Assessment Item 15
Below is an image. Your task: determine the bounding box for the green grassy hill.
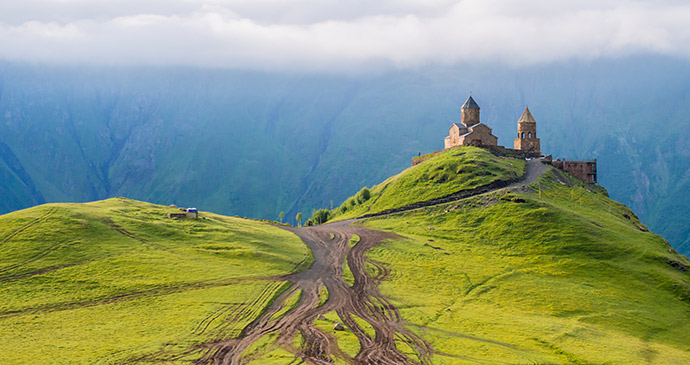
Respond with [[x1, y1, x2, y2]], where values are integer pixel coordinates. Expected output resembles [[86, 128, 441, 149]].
[[0, 198, 312, 363], [332, 148, 690, 363], [3, 59, 690, 256], [330, 147, 524, 220], [2, 147, 690, 363]]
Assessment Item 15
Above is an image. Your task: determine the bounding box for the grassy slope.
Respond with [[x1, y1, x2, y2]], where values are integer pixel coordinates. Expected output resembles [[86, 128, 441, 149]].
[[3, 148, 690, 364], [0, 198, 312, 363], [358, 169, 690, 363], [3, 62, 690, 256], [331, 146, 525, 220]]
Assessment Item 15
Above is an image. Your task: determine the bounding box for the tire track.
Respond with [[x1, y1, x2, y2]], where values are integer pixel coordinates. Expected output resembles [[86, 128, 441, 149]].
[[365, 182, 391, 212], [207, 281, 287, 341], [196, 222, 433, 364], [99, 216, 176, 253], [0, 207, 57, 248], [193, 305, 241, 336], [0, 240, 75, 276], [0, 264, 76, 283], [0, 278, 264, 319], [100, 216, 146, 243], [0, 207, 65, 277]]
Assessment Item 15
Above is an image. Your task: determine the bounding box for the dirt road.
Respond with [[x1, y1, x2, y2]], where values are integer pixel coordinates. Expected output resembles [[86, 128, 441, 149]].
[[198, 221, 433, 364], [506, 158, 548, 188], [359, 157, 548, 219], [197, 159, 549, 364]]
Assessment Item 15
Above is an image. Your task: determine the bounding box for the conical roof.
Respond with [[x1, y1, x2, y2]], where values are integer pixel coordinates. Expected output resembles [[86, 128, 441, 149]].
[[518, 107, 536, 124], [461, 95, 480, 109]]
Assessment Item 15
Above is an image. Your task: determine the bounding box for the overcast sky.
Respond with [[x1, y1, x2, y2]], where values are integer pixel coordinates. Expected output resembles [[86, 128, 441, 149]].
[[1, 0, 689, 71]]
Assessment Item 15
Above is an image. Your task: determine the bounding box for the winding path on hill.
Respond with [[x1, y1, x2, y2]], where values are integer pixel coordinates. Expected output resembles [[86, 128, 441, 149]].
[[358, 158, 548, 219], [198, 159, 548, 364], [198, 221, 433, 364], [506, 158, 548, 189]]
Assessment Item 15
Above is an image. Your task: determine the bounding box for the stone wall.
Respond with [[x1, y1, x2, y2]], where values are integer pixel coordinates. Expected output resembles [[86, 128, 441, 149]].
[[412, 150, 442, 166], [552, 160, 597, 183], [489, 145, 539, 158], [458, 124, 498, 147]]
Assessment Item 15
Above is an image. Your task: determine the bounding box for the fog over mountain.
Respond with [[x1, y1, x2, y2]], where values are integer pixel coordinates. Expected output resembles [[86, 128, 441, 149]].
[[1, 2, 689, 253]]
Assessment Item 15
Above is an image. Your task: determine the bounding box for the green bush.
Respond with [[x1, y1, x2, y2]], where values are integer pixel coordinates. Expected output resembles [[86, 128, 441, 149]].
[[355, 187, 371, 204], [331, 187, 372, 219], [311, 209, 331, 225]]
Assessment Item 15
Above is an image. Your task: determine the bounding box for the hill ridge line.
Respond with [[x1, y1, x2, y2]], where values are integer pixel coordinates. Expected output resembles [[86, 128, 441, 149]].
[[355, 158, 546, 220]]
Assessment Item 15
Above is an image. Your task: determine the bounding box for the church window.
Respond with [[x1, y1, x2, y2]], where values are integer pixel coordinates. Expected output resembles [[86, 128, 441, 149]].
[[521, 132, 525, 138], [528, 132, 531, 138]]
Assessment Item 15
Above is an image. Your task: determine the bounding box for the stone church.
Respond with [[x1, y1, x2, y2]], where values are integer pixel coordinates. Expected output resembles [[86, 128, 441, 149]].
[[443, 94, 541, 157], [444, 95, 499, 149], [437, 94, 597, 183]]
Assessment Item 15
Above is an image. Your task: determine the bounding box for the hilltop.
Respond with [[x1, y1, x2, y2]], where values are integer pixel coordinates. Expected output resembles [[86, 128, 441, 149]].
[[328, 147, 525, 221], [2, 59, 690, 255], [1, 146, 690, 363], [0, 199, 312, 363], [350, 149, 690, 363]]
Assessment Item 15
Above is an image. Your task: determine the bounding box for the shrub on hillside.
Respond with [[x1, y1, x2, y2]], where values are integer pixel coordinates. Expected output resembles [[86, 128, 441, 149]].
[[311, 209, 331, 225], [355, 187, 371, 204], [332, 187, 372, 218]]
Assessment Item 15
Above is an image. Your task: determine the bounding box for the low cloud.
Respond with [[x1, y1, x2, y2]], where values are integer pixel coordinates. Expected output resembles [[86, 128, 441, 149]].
[[1, 0, 689, 71]]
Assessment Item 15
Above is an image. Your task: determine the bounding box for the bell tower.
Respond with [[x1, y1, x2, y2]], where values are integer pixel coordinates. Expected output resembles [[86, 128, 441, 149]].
[[460, 94, 480, 127], [514, 107, 540, 155]]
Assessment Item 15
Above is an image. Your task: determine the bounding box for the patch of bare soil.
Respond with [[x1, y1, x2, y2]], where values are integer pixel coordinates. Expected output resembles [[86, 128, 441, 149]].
[[194, 160, 550, 363], [196, 221, 433, 364]]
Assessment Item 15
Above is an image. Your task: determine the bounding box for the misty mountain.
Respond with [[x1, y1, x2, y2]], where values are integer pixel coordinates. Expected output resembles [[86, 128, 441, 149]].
[[1, 56, 689, 254]]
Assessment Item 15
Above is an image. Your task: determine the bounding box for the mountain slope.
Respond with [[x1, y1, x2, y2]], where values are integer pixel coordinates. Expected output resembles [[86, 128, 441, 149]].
[[330, 147, 524, 220], [323, 148, 690, 363], [1, 57, 690, 254], [0, 198, 312, 363], [3, 148, 688, 363]]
